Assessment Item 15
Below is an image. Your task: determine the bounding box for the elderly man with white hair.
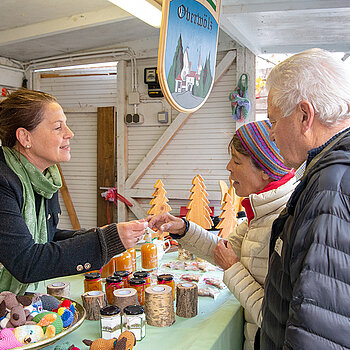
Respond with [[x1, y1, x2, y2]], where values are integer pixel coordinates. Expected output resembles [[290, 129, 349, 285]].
[[260, 48, 350, 350]]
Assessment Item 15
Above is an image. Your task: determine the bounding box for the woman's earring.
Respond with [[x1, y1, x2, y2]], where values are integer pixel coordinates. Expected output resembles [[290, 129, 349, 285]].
[[26, 145, 31, 148]]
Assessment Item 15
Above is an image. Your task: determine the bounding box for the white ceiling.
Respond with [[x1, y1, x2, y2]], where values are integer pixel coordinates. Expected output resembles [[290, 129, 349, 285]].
[[1, 0, 350, 63]]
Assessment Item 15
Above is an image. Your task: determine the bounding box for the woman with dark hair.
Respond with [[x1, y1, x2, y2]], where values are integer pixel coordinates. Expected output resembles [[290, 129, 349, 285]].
[[147, 120, 295, 350], [0, 89, 147, 294]]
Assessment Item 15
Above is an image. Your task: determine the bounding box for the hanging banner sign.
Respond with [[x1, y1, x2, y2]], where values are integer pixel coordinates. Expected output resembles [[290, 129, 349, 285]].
[[158, 0, 221, 113]]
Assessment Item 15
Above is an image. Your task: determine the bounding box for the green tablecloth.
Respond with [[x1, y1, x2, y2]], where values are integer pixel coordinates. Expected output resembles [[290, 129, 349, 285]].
[[32, 252, 243, 350]]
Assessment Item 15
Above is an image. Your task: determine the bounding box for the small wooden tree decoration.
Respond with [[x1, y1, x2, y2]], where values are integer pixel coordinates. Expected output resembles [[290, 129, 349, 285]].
[[216, 193, 237, 238], [228, 178, 244, 214], [186, 175, 213, 229], [148, 179, 172, 239]]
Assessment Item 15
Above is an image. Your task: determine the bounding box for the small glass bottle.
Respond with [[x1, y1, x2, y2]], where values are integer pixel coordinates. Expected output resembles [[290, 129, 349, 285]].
[[100, 258, 115, 278], [84, 272, 103, 293], [141, 231, 157, 270], [157, 274, 175, 300], [123, 305, 146, 341], [100, 305, 122, 340], [127, 247, 137, 272], [133, 271, 150, 286], [114, 270, 131, 288], [114, 251, 133, 273], [129, 277, 146, 306], [105, 275, 123, 305]]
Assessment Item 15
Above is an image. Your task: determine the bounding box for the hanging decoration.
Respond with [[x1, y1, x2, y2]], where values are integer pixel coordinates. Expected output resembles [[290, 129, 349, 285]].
[[158, 0, 222, 113], [229, 73, 251, 122], [101, 187, 133, 224]]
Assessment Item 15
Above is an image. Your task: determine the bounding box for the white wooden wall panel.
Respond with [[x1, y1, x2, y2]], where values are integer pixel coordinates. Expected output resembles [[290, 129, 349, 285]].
[[56, 109, 98, 230], [39, 67, 117, 229]]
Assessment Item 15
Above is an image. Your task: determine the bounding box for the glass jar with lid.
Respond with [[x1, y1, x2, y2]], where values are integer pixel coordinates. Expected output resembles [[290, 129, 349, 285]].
[[100, 305, 121, 339], [157, 273, 175, 300], [133, 271, 150, 286], [129, 277, 146, 305], [114, 270, 131, 288], [123, 305, 146, 341], [105, 275, 123, 305], [84, 272, 103, 293]]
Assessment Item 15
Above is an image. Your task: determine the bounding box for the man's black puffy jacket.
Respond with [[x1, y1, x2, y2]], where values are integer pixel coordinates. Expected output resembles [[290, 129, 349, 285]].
[[261, 130, 350, 349]]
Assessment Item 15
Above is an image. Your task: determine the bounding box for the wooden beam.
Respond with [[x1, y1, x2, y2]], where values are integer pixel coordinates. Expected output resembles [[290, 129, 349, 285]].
[[125, 50, 237, 190], [57, 164, 81, 230], [116, 60, 128, 222], [127, 197, 148, 219], [222, 1, 350, 14], [97, 106, 116, 227], [128, 188, 222, 201], [0, 6, 131, 46]]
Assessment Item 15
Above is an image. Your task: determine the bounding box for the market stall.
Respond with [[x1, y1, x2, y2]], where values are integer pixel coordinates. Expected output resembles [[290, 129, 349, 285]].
[[32, 251, 243, 350]]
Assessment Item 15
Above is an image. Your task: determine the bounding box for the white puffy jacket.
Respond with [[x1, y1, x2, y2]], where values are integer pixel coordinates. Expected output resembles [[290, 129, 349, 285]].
[[176, 175, 296, 350]]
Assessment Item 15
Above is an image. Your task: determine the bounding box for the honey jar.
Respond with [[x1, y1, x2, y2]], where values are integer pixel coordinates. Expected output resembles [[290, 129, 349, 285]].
[[129, 278, 146, 306], [157, 274, 175, 300], [84, 272, 103, 293], [133, 271, 150, 286], [127, 247, 137, 272], [114, 270, 131, 288], [105, 275, 123, 305], [141, 231, 157, 270], [114, 251, 133, 272]]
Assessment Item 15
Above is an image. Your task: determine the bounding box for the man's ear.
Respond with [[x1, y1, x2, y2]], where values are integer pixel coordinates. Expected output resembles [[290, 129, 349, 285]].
[[15, 128, 31, 148], [298, 100, 314, 134]]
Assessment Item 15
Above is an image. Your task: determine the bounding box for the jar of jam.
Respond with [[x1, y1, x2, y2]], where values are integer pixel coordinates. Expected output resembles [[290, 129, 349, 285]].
[[114, 270, 131, 288], [157, 274, 175, 300], [84, 272, 103, 293], [105, 275, 123, 305], [133, 271, 150, 286], [114, 251, 133, 273], [141, 231, 157, 270], [100, 258, 115, 278], [129, 278, 146, 306], [127, 247, 137, 272]]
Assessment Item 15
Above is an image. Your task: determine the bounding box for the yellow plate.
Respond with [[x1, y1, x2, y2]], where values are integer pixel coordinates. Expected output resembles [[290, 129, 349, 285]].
[[15, 293, 86, 349]]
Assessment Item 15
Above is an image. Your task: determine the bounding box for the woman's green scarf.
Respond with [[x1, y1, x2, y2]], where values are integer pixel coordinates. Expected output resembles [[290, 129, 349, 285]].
[[0, 146, 62, 294]]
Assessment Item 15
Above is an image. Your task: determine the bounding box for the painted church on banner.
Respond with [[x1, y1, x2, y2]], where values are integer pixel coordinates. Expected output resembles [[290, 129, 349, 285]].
[[175, 48, 202, 93]]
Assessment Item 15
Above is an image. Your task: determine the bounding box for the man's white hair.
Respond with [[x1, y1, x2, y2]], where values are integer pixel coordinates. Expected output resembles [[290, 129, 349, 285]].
[[266, 48, 350, 125]]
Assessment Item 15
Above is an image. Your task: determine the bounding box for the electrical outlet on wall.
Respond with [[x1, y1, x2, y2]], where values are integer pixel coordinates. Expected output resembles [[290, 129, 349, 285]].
[[157, 111, 168, 123]]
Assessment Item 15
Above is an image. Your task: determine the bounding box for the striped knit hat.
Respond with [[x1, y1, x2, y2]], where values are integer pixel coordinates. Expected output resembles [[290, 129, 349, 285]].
[[236, 120, 290, 180]]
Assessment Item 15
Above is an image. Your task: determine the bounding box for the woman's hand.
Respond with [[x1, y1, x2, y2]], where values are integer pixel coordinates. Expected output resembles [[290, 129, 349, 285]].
[[147, 212, 186, 236], [213, 240, 239, 270], [117, 219, 148, 249]]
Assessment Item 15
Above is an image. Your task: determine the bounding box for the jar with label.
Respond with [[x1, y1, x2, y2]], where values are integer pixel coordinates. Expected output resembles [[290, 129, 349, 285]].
[[127, 247, 137, 272], [123, 305, 146, 341], [141, 231, 157, 270], [114, 270, 131, 288], [100, 258, 115, 278], [133, 271, 150, 286], [100, 305, 122, 340], [129, 277, 146, 306], [105, 275, 123, 305], [157, 274, 175, 300], [84, 272, 103, 293], [114, 251, 133, 273]]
